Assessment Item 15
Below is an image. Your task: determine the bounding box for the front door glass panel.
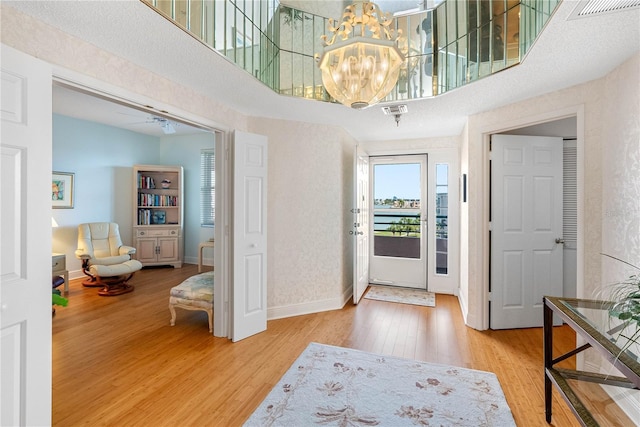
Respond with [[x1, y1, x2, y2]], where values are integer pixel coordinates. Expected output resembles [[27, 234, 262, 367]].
[[435, 163, 449, 274], [373, 163, 422, 259]]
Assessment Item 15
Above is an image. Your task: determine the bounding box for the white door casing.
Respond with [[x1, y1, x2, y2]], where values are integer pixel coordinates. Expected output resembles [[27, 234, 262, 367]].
[[368, 155, 428, 290], [427, 151, 460, 295], [353, 145, 370, 304], [490, 134, 563, 329], [232, 130, 268, 342], [1, 45, 52, 426]]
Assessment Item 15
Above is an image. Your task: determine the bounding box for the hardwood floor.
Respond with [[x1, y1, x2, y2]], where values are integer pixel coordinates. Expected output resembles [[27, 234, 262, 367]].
[[52, 264, 605, 426]]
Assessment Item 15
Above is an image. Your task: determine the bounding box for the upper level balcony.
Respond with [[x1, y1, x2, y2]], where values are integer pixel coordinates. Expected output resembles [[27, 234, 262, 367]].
[[141, 0, 560, 106]]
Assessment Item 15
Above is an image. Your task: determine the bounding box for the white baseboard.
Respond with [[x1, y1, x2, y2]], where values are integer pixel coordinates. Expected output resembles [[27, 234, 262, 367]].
[[184, 256, 213, 266], [268, 285, 353, 320]]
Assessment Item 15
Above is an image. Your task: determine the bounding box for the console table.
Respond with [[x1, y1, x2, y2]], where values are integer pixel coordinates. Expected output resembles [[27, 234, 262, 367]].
[[544, 296, 640, 426]]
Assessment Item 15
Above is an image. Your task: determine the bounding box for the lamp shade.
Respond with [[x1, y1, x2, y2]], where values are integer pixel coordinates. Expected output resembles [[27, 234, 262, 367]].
[[318, 37, 404, 109], [317, 2, 406, 109]]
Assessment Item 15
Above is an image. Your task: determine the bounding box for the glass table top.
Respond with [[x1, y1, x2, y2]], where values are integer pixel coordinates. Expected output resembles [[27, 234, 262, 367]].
[[552, 297, 640, 366]]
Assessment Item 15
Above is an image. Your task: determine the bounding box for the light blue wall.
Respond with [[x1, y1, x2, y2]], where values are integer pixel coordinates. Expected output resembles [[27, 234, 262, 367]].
[[52, 114, 213, 277], [159, 133, 216, 263]]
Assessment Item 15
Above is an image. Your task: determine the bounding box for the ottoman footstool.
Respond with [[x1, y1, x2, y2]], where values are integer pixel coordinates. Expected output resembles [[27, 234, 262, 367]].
[[169, 271, 214, 332]]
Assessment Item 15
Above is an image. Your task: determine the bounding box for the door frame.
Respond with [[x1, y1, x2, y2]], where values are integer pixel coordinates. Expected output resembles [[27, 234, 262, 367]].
[[478, 106, 585, 329], [51, 66, 234, 338], [359, 147, 460, 296]]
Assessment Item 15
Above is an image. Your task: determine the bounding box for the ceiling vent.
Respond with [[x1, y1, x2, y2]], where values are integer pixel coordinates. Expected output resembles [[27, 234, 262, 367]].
[[381, 104, 408, 115], [568, 0, 640, 19], [382, 104, 408, 127]]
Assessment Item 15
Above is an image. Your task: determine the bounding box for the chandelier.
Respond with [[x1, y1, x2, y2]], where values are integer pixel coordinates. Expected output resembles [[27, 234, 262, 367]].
[[316, 2, 406, 109]]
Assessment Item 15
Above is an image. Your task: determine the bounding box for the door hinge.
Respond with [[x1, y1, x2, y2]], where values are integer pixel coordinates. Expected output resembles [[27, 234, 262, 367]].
[[488, 221, 492, 231], [488, 291, 492, 301]]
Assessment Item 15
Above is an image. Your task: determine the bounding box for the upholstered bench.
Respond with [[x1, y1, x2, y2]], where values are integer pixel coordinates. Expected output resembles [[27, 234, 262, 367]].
[[169, 271, 214, 332]]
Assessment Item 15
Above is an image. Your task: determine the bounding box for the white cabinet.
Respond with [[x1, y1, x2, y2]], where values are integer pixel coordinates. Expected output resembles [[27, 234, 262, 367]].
[[135, 228, 181, 266], [133, 165, 183, 268]]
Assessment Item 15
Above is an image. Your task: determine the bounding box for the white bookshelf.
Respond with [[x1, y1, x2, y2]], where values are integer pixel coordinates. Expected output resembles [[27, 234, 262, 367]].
[[133, 164, 184, 268]]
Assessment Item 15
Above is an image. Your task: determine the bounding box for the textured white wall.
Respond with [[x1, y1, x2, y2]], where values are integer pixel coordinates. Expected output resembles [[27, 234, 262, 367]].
[[249, 117, 356, 316], [461, 53, 640, 329], [0, 6, 248, 133], [600, 53, 640, 290], [596, 53, 640, 418]]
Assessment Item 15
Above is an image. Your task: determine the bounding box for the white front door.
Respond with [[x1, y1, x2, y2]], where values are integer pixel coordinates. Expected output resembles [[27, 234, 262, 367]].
[[369, 155, 428, 289], [353, 145, 370, 304], [1, 45, 52, 426], [490, 134, 564, 329], [232, 130, 268, 342]]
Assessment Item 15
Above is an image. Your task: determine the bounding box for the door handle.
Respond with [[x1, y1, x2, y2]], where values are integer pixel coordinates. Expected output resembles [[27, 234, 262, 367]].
[[555, 238, 565, 244]]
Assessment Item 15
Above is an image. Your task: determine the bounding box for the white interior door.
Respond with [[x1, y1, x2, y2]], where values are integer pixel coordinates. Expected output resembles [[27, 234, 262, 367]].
[[491, 134, 563, 329], [369, 155, 428, 289], [353, 145, 369, 304], [1, 44, 52, 426], [232, 130, 267, 342]]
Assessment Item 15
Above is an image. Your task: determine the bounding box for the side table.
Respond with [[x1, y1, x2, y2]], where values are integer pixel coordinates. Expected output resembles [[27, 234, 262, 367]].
[[198, 240, 214, 273], [52, 252, 69, 294]]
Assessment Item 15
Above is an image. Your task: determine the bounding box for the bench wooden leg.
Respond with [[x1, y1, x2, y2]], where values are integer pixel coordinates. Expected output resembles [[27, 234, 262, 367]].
[[169, 303, 177, 326]]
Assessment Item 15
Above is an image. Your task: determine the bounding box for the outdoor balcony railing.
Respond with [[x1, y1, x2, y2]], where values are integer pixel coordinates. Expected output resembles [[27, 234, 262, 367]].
[[141, 0, 560, 104]]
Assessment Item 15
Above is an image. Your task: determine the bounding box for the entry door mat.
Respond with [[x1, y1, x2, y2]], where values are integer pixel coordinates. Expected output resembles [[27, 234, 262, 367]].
[[244, 342, 515, 426], [364, 285, 436, 307]]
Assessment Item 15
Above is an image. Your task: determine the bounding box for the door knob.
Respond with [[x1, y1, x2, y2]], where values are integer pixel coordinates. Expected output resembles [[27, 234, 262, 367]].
[[555, 238, 565, 244]]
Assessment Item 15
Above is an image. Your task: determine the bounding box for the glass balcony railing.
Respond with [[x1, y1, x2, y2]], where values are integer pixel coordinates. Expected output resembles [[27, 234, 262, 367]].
[[141, 0, 560, 104]]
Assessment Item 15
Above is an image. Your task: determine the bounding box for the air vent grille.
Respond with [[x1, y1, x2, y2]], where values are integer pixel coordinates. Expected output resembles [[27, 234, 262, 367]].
[[569, 0, 640, 19], [381, 104, 408, 115]]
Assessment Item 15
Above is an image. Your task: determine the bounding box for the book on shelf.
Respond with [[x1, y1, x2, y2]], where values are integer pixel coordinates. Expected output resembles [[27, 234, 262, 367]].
[[138, 175, 155, 189], [138, 193, 177, 207]]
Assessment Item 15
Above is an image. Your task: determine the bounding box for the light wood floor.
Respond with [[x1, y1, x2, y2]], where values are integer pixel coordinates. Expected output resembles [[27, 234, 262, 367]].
[[52, 264, 618, 426]]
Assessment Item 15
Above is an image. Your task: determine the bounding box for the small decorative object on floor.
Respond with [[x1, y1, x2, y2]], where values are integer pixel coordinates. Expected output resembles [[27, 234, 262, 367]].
[[364, 285, 435, 307], [245, 343, 515, 426]]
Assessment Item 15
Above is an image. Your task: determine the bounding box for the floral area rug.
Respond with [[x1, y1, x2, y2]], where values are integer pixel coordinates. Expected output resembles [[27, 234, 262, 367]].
[[244, 342, 515, 426], [364, 285, 436, 307]]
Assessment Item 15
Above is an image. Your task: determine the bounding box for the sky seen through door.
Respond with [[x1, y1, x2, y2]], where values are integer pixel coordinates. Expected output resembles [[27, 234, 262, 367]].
[[374, 163, 447, 201]]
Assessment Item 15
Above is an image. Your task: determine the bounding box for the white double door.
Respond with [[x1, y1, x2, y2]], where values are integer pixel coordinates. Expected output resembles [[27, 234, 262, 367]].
[[1, 45, 53, 426]]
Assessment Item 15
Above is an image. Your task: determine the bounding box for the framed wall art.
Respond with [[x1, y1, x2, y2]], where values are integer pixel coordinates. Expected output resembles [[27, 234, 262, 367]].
[[52, 171, 75, 209]]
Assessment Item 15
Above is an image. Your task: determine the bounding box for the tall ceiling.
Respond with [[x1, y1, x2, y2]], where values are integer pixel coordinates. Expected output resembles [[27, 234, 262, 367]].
[[5, 0, 640, 141]]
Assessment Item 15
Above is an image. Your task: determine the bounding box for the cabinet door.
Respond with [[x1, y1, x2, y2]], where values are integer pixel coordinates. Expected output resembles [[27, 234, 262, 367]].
[[157, 237, 178, 262], [137, 238, 159, 263]]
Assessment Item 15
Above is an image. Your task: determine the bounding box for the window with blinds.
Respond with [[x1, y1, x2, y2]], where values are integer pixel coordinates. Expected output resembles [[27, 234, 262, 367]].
[[200, 149, 215, 227]]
